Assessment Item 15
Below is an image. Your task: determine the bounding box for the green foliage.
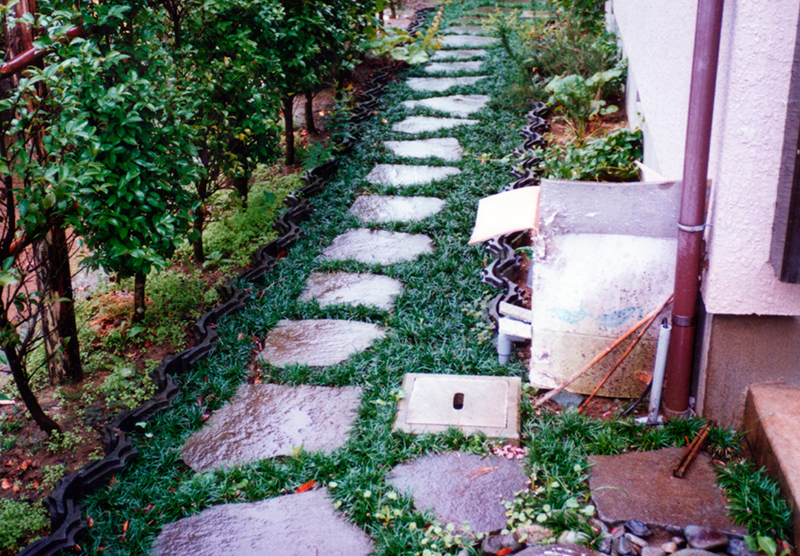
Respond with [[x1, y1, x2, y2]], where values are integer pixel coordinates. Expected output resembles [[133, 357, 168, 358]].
[[745, 535, 791, 556], [45, 429, 86, 453], [0, 499, 49, 553], [98, 363, 156, 413], [545, 68, 622, 141], [40, 463, 68, 489], [538, 128, 642, 182], [551, 0, 606, 32]]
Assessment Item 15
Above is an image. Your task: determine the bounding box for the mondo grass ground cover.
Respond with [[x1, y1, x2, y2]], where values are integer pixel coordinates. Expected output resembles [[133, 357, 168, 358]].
[[71, 2, 792, 555]]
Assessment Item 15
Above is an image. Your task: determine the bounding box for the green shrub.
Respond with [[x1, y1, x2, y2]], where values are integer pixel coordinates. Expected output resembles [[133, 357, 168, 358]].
[[538, 128, 642, 181], [98, 363, 156, 413], [0, 498, 49, 553], [545, 68, 623, 142]]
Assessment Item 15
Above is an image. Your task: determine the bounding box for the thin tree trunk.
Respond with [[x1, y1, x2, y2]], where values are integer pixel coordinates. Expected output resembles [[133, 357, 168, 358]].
[[192, 204, 205, 264], [3, 337, 60, 435], [132, 270, 146, 323], [233, 175, 249, 210], [283, 94, 296, 166], [304, 90, 316, 135], [35, 224, 82, 384], [390, 0, 397, 19]]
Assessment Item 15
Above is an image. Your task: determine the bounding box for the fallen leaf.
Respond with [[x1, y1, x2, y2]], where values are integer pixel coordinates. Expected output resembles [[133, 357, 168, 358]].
[[5, 459, 13, 466], [88, 517, 94, 527], [201, 412, 210, 422], [109, 476, 117, 487], [144, 340, 151, 348], [33, 479, 39, 489], [498, 549, 513, 556], [295, 480, 316, 493], [12, 484, 19, 492], [1, 478, 10, 489], [20, 459, 31, 471], [121, 519, 129, 540]]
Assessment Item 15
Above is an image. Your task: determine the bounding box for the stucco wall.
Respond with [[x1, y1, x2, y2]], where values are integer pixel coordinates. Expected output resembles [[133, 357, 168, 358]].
[[612, 0, 800, 316]]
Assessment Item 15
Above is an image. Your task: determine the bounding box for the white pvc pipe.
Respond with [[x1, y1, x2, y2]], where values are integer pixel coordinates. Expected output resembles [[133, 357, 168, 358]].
[[647, 319, 672, 425]]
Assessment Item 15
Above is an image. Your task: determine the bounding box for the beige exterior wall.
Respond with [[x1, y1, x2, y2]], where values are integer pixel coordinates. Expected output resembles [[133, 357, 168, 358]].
[[611, 0, 800, 316]]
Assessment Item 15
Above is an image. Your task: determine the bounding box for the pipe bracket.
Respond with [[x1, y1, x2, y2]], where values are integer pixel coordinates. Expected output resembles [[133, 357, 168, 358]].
[[672, 314, 696, 327], [677, 222, 707, 233]]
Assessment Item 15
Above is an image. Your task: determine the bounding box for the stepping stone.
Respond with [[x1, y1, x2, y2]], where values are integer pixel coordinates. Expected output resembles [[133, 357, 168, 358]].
[[181, 384, 362, 471], [431, 49, 487, 61], [520, 10, 553, 19], [350, 196, 446, 223], [406, 76, 486, 92], [402, 94, 491, 117], [424, 61, 484, 74], [366, 164, 461, 186], [588, 447, 747, 535], [322, 229, 434, 265], [259, 319, 385, 367], [152, 489, 373, 556], [443, 25, 486, 35], [384, 137, 463, 161], [452, 16, 484, 25], [440, 35, 498, 48], [468, 6, 516, 15], [301, 272, 403, 310], [388, 452, 528, 533], [392, 115, 478, 134]]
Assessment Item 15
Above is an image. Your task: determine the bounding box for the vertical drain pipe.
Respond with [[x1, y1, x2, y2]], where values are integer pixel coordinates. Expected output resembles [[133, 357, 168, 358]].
[[663, 0, 725, 417]]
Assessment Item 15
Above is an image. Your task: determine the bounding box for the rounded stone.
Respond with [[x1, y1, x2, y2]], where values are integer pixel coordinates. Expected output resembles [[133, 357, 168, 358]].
[[349, 195, 446, 224], [684, 526, 729, 552], [626, 520, 652, 538], [300, 272, 403, 311]]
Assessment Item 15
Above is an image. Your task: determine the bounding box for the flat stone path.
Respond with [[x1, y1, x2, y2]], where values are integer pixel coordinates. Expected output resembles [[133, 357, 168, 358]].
[[349, 195, 446, 223], [181, 384, 362, 472], [392, 115, 478, 134], [406, 75, 487, 92], [443, 25, 486, 35], [365, 163, 461, 186], [301, 272, 403, 310], [424, 61, 484, 74], [401, 94, 490, 117], [440, 35, 498, 48], [153, 489, 373, 556], [322, 229, 435, 264], [383, 137, 463, 161], [259, 319, 385, 366], [431, 48, 487, 61]]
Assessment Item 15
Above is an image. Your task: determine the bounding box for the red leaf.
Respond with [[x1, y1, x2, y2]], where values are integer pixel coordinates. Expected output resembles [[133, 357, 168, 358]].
[[498, 549, 513, 556], [1, 478, 11, 489], [295, 480, 316, 493], [201, 412, 210, 422], [121, 519, 129, 540]]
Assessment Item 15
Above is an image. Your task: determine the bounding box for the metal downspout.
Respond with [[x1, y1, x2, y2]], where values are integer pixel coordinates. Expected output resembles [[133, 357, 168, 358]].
[[663, 0, 725, 417]]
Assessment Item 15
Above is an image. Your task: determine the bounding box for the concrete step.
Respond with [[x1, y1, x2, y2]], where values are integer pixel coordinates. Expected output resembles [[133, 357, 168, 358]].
[[744, 383, 800, 549]]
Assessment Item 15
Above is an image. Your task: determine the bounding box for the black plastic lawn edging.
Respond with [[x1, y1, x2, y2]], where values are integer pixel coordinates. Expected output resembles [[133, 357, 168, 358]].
[[482, 100, 550, 327], [12, 51, 404, 556]]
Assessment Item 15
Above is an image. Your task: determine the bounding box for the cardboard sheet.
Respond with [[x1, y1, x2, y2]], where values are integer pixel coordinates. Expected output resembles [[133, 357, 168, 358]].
[[467, 187, 540, 245]]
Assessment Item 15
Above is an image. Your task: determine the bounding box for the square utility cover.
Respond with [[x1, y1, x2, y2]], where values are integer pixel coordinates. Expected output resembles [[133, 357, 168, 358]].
[[394, 374, 520, 442]]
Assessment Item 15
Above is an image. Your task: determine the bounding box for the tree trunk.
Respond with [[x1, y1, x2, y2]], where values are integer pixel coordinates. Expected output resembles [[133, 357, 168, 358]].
[[34, 224, 82, 384], [233, 175, 249, 210], [192, 203, 205, 264], [390, 0, 397, 19], [304, 90, 316, 135], [283, 95, 295, 166], [3, 339, 60, 435], [132, 270, 146, 322]]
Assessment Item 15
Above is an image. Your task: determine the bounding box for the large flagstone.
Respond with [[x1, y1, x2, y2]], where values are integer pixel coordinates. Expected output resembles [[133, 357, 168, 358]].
[[349, 195, 446, 223], [383, 137, 463, 161], [424, 61, 484, 74], [181, 384, 362, 471], [322, 229, 434, 264], [431, 49, 487, 61], [443, 25, 486, 35], [259, 319, 385, 367], [406, 76, 486, 92], [401, 94, 490, 117], [440, 35, 498, 48], [392, 115, 478, 134], [365, 164, 461, 187], [152, 489, 373, 556], [388, 452, 528, 533], [301, 272, 403, 310]]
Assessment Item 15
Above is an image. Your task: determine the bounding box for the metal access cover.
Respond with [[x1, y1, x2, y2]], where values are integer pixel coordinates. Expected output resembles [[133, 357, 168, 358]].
[[394, 373, 520, 442]]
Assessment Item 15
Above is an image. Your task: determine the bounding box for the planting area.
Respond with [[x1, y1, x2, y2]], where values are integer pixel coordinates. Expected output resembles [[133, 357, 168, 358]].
[[0, 1, 795, 556]]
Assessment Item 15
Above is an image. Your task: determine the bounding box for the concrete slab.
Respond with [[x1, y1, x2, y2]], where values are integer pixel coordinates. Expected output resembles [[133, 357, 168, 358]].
[[152, 489, 373, 556], [181, 384, 362, 471], [349, 195, 446, 223], [300, 272, 403, 310], [443, 25, 487, 35], [259, 319, 385, 367], [588, 447, 747, 536], [431, 49, 487, 61], [365, 164, 461, 186], [406, 76, 486, 92], [392, 115, 478, 134], [424, 61, 484, 74], [321, 229, 434, 264], [383, 137, 463, 162], [530, 234, 676, 397], [744, 383, 800, 550], [440, 35, 498, 48], [402, 94, 491, 117], [388, 452, 527, 533], [451, 16, 485, 25], [394, 373, 520, 442]]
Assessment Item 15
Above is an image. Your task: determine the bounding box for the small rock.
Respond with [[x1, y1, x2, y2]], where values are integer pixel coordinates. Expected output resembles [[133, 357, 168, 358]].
[[516, 524, 554, 545], [662, 542, 679, 554], [482, 532, 524, 556], [559, 530, 591, 545], [616, 536, 634, 556], [671, 550, 719, 556], [726, 538, 758, 556], [591, 518, 609, 536], [684, 526, 729, 552], [458, 550, 471, 556], [626, 533, 649, 548], [598, 537, 614, 554], [626, 520, 652, 538], [672, 538, 686, 548], [611, 526, 626, 539], [552, 390, 585, 408], [642, 548, 666, 556]]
